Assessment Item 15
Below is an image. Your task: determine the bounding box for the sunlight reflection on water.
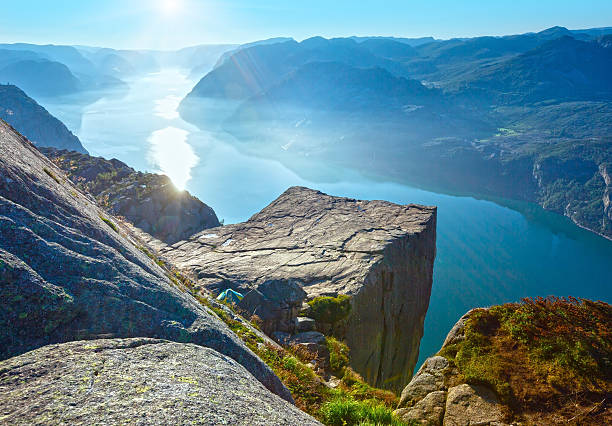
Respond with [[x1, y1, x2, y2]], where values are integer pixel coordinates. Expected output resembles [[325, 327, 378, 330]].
[[154, 94, 181, 120], [147, 126, 198, 190]]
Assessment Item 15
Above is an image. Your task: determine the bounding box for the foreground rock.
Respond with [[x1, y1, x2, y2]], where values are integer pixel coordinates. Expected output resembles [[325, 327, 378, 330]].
[[0, 338, 319, 425], [162, 186, 437, 391], [395, 299, 612, 425], [41, 147, 220, 244], [0, 121, 290, 401]]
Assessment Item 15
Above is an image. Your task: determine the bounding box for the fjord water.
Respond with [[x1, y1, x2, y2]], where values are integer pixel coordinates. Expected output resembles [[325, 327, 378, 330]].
[[42, 69, 612, 369]]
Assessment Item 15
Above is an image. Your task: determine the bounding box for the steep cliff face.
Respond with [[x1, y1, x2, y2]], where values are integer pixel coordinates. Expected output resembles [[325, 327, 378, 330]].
[[0, 338, 320, 425], [395, 298, 612, 425], [162, 186, 437, 392], [0, 120, 292, 402], [41, 147, 220, 244], [0, 84, 87, 153]]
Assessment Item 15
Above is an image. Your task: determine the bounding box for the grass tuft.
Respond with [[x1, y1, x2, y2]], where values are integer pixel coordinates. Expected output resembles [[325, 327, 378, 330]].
[[99, 215, 119, 233], [43, 167, 61, 184]]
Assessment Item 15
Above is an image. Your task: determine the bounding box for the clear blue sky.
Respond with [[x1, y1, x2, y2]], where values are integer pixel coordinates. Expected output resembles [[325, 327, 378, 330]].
[[1, 0, 611, 49]]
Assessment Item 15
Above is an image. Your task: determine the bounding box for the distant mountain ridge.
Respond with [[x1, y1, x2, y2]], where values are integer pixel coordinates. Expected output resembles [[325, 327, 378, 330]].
[[180, 26, 612, 240], [0, 84, 86, 153]]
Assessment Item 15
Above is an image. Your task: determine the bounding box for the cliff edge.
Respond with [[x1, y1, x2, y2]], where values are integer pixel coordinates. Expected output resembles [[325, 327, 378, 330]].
[[162, 186, 437, 392]]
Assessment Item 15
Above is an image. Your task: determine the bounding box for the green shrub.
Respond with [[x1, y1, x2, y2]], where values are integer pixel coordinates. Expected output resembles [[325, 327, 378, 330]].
[[320, 397, 404, 426], [327, 337, 350, 376], [308, 294, 352, 324]]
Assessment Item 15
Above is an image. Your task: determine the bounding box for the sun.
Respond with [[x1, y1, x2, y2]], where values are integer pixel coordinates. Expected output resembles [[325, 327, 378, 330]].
[[159, 0, 183, 15]]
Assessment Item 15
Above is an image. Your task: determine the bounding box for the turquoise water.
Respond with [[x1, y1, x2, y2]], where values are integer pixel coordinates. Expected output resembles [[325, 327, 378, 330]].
[[42, 69, 612, 370]]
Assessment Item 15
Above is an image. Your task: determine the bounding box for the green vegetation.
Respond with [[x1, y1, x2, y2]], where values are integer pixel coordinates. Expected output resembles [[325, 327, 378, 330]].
[[203, 295, 400, 424], [43, 167, 61, 184], [99, 215, 119, 233], [320, 397, 408, 426], [307, 294, 352, 325], [130, 243, 402, 424], [327, 337, 350, 376], [440, 297, 611, 415]]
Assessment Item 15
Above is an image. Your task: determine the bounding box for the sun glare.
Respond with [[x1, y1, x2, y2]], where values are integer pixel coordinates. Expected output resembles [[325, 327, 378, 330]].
[[160, 0, 182, 15]]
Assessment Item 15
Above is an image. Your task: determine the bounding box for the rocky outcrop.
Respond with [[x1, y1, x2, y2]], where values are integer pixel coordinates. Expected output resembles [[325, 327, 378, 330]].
[[41, 147, 220, 244], [162, 186, 437, 391], [443, 384, 505, 426], [0, 338, 319, 425], [396, 299, 612, 425], [0, 120, 290, 401], [394, 314, 508, 426], [237, 279, 307, 335], [395, 390, 446, 425], [0, 84, 86, 153]]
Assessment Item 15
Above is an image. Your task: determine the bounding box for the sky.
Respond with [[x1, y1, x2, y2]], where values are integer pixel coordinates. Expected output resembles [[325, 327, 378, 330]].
[[0, 0, 611, 50]]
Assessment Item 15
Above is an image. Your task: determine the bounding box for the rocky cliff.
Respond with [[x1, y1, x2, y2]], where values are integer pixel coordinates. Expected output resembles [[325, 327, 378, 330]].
[[0, 120, 299, 406], [0, 84, 87, 153], [395, 297, 611, 425], [161, 186, 437, 392], [40, 147, 219, 244], [0, 338, 319, 425]]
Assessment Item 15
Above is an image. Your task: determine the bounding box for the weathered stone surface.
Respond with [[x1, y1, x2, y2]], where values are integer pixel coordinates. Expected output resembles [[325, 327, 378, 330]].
[[296, 316, 316, 332], [289, 331, 326, 346], [41, 147, 220, 244], [398, 355, 449, 409], [0, 121, 291, 402], [395, 390, 447, 425], [444, 384, 505, 426], [442, 309, 476, 349], [0, 338, 320, 425], [162, 186, 437, 391], [237, 279, 306, 334]]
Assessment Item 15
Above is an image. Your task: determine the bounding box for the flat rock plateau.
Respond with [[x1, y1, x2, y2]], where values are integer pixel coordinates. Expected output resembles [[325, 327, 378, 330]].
[[162, 186, 437, 391]]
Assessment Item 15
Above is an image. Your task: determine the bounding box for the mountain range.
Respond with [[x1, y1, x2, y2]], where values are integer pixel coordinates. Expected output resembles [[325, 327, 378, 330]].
[[181, 26, 612, 240]]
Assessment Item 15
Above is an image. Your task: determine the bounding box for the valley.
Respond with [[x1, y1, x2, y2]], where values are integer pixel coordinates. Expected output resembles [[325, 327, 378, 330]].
[[38, 66, 612, 369]]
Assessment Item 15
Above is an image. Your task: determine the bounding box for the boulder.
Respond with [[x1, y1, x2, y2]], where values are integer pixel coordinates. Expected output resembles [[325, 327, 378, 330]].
[[296, 317, 316, 332], [442, 310, 476, 348], [0, 121, 290, 402], [443, 384, 506, 426], [0, 338, 320, 425], [398, 355, 449, 408], [395, 390, 446, 425], [237, 279, 307, 334], [162, 186, 437, 391]]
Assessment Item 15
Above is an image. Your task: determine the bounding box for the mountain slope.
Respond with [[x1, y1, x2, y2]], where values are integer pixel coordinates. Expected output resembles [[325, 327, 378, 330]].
[[183, 37, 410, 102], [0, 59, 80, 97], [41, 147, 220, 244], [0, 119, 292, 402], [0, 84, 86, 153], [457, 36, 612, 103]]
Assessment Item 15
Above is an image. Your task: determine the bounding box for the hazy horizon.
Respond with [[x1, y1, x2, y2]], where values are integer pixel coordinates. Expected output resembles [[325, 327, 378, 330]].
[[1, 0, 611, 50]]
